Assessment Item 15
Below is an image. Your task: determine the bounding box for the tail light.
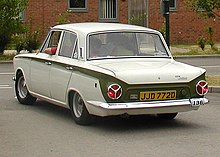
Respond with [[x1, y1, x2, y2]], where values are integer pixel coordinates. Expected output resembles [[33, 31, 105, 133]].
[[196, 80, 208, 96], [107, 84, 122, 99]]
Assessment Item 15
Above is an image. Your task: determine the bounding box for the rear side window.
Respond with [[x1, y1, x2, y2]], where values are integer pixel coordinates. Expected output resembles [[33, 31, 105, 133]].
[[59, 32, 77, 58]]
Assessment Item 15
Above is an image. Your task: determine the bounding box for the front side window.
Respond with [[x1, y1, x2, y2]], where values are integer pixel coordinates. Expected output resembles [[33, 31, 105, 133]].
[[68, 0, 87, 12], [41, 31, 62, 53], [88, 32, 168, 59], [59, 32, 77, 58], [99, 0, 117, 21]]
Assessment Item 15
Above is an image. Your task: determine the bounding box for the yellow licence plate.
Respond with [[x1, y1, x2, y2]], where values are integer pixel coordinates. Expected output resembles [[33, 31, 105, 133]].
[[140, 90, 176, 101]]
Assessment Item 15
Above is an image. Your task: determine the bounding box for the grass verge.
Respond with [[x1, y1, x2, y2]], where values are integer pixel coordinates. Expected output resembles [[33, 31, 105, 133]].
[[0, 54, 16, 61], [171, 44, 220, 56], [206, 76, 220, 86]]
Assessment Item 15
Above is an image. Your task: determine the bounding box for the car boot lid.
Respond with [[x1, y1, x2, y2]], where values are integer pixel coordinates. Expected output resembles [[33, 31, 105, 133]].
[[90, 58, 206, 84]]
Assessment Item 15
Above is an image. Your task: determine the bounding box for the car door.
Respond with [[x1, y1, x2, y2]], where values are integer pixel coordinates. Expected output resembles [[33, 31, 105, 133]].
[[50, 31, 78, 103], [30, 30, 62, 97]]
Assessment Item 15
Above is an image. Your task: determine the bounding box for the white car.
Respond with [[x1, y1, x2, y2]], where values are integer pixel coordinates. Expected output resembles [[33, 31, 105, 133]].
[[13, 23, 209, 125]]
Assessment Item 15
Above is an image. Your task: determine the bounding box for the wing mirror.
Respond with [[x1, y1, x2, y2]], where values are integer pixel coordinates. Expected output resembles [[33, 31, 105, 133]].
[[44, 47, 57, 55]]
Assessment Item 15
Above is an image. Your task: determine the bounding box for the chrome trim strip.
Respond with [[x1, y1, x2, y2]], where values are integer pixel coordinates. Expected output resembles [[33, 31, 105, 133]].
[[88, 98, 208, 110], [29, 91, 69, 108]]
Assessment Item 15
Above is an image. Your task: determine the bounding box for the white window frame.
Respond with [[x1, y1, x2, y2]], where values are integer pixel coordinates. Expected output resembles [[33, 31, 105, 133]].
[[68, 0, 88, 12], [169, 0, 177, 11], [99, 0, 118, 22]]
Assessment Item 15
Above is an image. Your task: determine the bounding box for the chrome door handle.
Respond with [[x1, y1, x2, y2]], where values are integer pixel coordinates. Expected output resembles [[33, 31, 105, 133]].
[[66, 66, 73, 70], [45, 61, 52, 65]]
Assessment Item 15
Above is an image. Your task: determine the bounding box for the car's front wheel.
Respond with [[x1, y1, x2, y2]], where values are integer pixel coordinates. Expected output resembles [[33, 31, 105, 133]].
[[69, 92, 92, 125], [157, 113, 178, 120], [15, 72, 37, 105]]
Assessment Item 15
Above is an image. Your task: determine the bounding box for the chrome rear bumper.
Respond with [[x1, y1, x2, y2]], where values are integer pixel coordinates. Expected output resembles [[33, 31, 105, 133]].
[[87, 98, 208, 116], [98, 98, 208, 110]]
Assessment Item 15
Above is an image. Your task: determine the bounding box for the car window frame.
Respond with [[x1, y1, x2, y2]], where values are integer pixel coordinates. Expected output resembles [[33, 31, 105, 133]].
[[58, 31, 78, 59], [39, 30, 63, 54], [86, 31, 170, 61]]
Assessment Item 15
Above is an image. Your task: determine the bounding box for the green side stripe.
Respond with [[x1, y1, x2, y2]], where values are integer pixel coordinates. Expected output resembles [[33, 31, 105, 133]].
[[16, 56, 206, 103]]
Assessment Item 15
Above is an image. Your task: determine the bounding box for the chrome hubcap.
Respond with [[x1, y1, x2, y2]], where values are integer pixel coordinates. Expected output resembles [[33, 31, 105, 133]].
[[73, 93, 84, 118], [17, 76, 28, 99]]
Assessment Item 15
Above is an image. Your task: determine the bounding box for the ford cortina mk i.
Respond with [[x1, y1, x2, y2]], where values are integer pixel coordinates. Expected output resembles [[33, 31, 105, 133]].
[[13, 23, 209, 125]]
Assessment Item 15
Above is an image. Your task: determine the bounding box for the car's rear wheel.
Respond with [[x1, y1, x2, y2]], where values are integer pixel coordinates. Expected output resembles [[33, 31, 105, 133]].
[[15, 72, 36, 105], [69, 92, 91, 125], [157, 113, 178, 120]]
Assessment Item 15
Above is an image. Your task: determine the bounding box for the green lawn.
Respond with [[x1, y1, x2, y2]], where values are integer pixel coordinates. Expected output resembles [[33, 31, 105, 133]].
[[0, 54, 16, 61], [171, 44, 220, 56], [206, 76, 220, 86]]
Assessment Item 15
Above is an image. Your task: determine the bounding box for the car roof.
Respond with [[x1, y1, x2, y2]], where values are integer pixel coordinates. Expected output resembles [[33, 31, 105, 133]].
[[52, 22, 159, 35]]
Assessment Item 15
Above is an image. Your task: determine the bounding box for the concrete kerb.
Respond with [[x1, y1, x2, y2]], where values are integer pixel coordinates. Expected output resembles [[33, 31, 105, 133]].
[[209, 86, 220, 93], [0, 61, 13, 64], [173, 54, 220, 59]]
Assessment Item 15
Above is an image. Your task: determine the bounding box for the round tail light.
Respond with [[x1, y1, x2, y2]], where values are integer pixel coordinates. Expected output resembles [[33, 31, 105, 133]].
[[196, 80, 208, 96], [107, 84, 122, 99]]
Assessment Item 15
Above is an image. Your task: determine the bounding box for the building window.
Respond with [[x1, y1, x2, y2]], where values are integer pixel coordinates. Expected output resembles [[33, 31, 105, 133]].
[[99, 0, 118, 22], [129, 0, 148, 27], [68, 0, 87, 12], [169, 0, 176, 11]]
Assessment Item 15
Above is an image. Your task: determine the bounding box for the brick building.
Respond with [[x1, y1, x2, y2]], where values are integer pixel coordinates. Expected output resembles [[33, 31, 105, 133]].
[[147, 0, 220, 44], [24, 0, 220, 44]]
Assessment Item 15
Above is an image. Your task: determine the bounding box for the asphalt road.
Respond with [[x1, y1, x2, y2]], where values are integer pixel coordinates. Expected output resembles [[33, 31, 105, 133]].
[[175, 56, 220, 76], [0, 59, 220, 157]]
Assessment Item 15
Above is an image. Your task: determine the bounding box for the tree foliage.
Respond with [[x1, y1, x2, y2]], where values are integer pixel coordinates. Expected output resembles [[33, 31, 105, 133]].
[[0, 0, 28, 53], [187, 0, 220, 18]]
